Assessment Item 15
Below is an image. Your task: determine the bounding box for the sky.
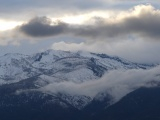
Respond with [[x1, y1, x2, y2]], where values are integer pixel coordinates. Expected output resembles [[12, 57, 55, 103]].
[[0, 0, 160, 64]]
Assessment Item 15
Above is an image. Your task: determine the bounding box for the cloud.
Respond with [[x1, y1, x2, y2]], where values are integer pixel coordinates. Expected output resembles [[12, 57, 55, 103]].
[[0, 0, 108, 19], [1, 4, 160, 64], [40, 65, 160, 103], [17, 4, 160, 41], [20, 17, 68, 37], [1, 0, 156, 23], [51, 40, 160, 64], [1, 4, 160, 43], [0, 29, 22, 46]]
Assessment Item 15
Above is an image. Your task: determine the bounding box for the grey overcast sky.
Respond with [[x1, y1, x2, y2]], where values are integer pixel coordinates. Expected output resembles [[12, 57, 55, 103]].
[[0, 0, 160, 64]]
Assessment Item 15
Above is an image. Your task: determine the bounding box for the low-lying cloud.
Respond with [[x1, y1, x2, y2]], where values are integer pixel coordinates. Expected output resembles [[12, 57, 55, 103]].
[[51, 40, 160, 64], [40, 65, 160, 103]]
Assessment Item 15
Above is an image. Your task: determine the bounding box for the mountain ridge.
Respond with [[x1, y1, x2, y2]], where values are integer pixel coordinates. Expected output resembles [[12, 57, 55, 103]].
[[0, 50, 159, 120], [0, 49, 154, 83]]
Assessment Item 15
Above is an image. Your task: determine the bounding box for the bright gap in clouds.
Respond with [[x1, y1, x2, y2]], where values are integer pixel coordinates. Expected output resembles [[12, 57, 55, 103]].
[[51, 11, 110, 24], [0, 20, 22, 31]]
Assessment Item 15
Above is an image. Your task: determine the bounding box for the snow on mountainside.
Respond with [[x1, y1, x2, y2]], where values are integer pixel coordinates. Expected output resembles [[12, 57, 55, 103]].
[[0, 53, 41, 83], [0, 50, 157, 109], [0, 50, 160, 120], [0, 49, 154, 84]]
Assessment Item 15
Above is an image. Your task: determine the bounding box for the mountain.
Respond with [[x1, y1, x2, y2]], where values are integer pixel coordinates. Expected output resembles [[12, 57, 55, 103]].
[[0, 50, 159, 120], [88, 87, 160, 120], [0, 50, 153, 83]]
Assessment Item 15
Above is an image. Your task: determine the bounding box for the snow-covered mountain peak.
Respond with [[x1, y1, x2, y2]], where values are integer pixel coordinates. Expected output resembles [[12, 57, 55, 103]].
[[0, 49, 155, 83]]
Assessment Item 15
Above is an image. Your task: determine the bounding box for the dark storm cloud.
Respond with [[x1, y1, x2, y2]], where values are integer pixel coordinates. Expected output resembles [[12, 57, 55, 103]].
[[123, 13, 160, 40], [72, 5, 160, 40], [19, 16, 118, 39], [20, 17, 68, 37], [19, 5, 160, 41]]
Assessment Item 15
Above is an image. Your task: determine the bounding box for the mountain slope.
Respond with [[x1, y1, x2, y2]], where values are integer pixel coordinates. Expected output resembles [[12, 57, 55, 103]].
[[0, 50, 154, 84], [1, 81, 160, 120], [0, 50, 159, 120], [89, 87, 160, 120]]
